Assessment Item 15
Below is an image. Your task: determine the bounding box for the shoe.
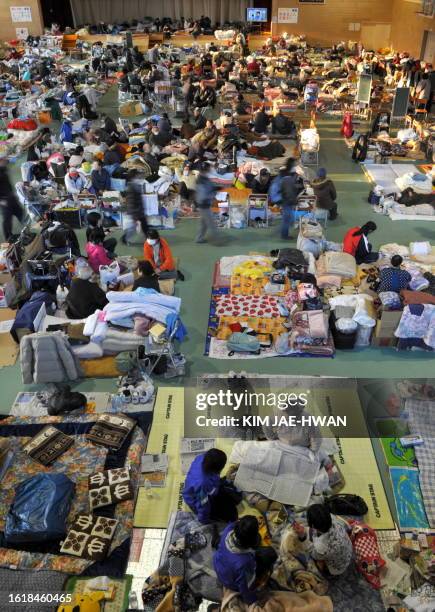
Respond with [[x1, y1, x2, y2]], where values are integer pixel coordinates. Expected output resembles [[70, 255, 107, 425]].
[[195, 240, 207, 244], [177, 270, 185, 281]]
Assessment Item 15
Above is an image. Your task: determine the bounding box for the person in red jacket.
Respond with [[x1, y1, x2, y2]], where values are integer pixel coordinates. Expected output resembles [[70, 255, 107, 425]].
[[343, 221, 378, 264], [143, 229, 176, 280]]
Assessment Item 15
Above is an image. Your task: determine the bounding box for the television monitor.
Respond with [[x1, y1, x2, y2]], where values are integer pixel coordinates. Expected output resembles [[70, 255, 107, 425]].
[[247, 8, 268, 22]]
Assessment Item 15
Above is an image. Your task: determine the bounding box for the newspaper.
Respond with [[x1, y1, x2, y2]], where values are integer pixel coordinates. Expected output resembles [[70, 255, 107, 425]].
[[180, 438, 215, 474], [234, 444, 320, 507], [141, 453, 169, 473]]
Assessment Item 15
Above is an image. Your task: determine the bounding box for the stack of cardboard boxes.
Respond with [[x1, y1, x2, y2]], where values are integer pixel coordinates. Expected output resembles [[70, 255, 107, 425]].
[[372, 309, 402, 348]]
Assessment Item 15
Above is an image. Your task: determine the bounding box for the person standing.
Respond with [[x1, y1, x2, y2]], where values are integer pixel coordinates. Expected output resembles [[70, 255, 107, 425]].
[[0, 158, 24, 240], [194, 163, 219, 244], [279, 159, 304, 240]]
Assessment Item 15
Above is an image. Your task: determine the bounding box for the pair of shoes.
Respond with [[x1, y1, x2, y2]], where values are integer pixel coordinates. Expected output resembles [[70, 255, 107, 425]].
[[120, 235, 131, 246], [196, 240, 207, 244], [177, 270, 185, 281]]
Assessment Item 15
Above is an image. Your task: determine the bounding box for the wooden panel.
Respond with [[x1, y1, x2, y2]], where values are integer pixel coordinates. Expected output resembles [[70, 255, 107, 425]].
[[271, 0, 394, 46], [390, 0, 433, 58], [0, 0, 43, 42]]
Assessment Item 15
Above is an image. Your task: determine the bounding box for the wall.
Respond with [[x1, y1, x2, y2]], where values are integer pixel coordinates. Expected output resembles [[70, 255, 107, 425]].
[[390, 0, 434, 58], [0, 1, 44, 43], [271, 0, 394, 46]]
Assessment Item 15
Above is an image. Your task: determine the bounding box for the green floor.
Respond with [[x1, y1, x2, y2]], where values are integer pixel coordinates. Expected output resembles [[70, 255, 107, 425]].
[[0, 84, 434, 412]]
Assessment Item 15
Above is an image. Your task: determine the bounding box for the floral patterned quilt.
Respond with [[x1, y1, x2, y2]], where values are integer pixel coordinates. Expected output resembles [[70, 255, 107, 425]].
[[0, 413, 149, 575]]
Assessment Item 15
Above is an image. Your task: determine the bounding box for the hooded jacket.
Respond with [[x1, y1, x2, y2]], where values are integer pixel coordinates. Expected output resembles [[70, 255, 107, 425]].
[[85, 242, 112, 273], [182, 453, 221, 524], [213, 523, 257, 604], [20, 331, 82, 384], [312, 177, 337, 211]]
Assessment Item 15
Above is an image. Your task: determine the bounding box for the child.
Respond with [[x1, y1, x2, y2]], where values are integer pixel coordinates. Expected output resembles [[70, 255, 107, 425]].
[[85, 229, 113, 273], [183, 448, 240, 524]]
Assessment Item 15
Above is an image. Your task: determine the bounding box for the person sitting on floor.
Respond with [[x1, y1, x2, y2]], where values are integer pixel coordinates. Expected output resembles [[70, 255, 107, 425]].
[[193, 80, 216, 108], [64, 167, 90, 195], [86, 211, 117, 256], [213, 516, 278, 605], [271, 108, 297, 137], [65, 260, 108, 319], [183, 448, 240, 524], [143, 229, 176, 280], [343, 221, 378, 264], [192, 106, 207, 130], [132, 260, 161, 292], [85, 228, 113, 273], [253, 106, 270, 134], [295, 503, 353, 576], [251, 168, 272, 194], [312, 167, 338, 220], [91, 159, 111, 195], [176, 161, 198, 201], [378, 255, 411, 293]]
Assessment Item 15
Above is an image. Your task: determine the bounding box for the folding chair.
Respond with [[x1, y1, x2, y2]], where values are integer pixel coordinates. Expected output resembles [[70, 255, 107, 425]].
[[138, 320, 185, 378]]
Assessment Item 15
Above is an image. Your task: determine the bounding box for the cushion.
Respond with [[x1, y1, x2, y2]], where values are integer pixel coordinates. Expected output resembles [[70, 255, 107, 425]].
[[60, 514, 118, 561], [88, 467, 133, 510], [324, 252, 357, 278]]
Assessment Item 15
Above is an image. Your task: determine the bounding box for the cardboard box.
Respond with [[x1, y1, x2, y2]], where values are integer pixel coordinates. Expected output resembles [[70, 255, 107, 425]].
[[0, 272, 16, 308], [372, 336, 398, 348], [372, 322, 398, 347]]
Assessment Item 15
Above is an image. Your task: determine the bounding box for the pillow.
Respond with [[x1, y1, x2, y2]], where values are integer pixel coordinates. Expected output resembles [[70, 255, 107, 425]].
[[324, 252, 357, 278], [88, 466, 133, 510], [60, 514, 118, 561]]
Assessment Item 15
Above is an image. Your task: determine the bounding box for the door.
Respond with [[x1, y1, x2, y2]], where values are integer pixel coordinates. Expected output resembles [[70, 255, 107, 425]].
[[40, 0, 74, 30], [360, 24, 391, 51]]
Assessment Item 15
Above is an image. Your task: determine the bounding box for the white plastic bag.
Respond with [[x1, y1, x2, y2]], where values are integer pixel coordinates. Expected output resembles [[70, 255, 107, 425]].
[[99, 261, 120, 289]]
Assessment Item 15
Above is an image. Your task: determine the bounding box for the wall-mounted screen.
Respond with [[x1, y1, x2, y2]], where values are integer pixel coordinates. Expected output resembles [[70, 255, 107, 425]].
[[247, 8, 268, 22]]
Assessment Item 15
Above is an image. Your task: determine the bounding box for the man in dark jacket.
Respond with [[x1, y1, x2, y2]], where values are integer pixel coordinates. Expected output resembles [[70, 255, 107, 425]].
[[0, 159, 24, 240], [121, 170, 148, 245], [142, 143, 160, 176], [253, 107, 270, 134], [279, 159, 304, 240], [149, 125, 172, 148], [193, 82, 216, 108], [312, 167, 338, 220], [251, 169, 272, 194], [91, 160, 111, 195], [272, 109, 297, 137], [195, 163, 219, 244], [213, 516, 277, 605], [65, 264, 108, 319]]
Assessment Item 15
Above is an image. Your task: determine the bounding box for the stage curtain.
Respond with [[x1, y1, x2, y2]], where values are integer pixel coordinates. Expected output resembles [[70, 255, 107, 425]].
[[71, 0, 249, 27]]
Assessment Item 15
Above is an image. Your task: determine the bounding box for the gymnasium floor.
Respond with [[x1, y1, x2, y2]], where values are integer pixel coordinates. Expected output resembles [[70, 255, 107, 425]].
[[0, 83, 434, 413]]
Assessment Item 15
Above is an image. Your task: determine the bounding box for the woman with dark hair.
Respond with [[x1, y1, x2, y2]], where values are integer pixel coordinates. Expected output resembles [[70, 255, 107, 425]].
[[132, 260, 160, 292], [343, 221, 378, 264]]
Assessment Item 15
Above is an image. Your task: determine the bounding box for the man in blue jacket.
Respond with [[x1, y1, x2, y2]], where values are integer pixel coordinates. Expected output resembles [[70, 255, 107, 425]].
[[182, 448, 239, 524], [213, 516, 277, 605]]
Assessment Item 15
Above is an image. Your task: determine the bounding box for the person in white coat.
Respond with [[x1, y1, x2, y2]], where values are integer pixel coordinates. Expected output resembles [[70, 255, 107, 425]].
[[64, 167, 89, 195]]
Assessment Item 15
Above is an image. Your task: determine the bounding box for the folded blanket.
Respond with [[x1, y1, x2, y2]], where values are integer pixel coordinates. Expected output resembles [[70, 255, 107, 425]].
[[221, 589, 333, 612], [324, 252, 356, 278], [401, 290, 435, 305]]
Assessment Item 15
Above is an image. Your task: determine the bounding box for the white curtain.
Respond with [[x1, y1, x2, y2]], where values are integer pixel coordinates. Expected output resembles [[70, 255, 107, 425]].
[[71, 0, 249, 26]]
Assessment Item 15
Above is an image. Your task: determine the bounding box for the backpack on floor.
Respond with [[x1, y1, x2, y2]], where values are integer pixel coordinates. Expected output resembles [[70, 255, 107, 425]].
[[227, 332, 261, 356], [325, 493, 368, 516]]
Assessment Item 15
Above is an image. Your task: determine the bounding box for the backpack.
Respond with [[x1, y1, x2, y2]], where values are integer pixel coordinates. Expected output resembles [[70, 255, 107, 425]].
[[227, 332, 261, 356], [325, 493, 368, 516], [268, 174, 283, 204]]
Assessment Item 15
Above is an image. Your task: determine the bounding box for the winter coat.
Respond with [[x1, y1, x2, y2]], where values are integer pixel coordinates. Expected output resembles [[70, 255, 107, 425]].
[[343, 226, 361, 257], [281, 171, 304, 206], [312, 178, 337, 211], [91, 168, 111, 192], [125, 180, 145, 220], [253, 110, 270, 134], [213, 523, 257, 604], [85, 242, 112, 273], [182, 454, 221, 523], [20, 331, 82, 384], [143, 237, 175, 272], [65, 278, 108, 319], [195, 174, 218, 209]]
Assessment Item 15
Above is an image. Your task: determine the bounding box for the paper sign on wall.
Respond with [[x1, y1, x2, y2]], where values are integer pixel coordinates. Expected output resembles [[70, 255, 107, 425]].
[[16, 27, 29, 39], [278, 8, 299, 23], [10, 6, 32, 23]]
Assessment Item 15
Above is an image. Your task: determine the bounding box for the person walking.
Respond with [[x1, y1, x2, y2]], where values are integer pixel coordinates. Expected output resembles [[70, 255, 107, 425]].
[[195, 163, 219, 244], [121, 170, 148, 245], [0, 158, 24, 240]]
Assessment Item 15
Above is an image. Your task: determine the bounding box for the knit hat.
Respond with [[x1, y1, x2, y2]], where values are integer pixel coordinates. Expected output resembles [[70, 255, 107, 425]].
[[317, 167, 327, 179]]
